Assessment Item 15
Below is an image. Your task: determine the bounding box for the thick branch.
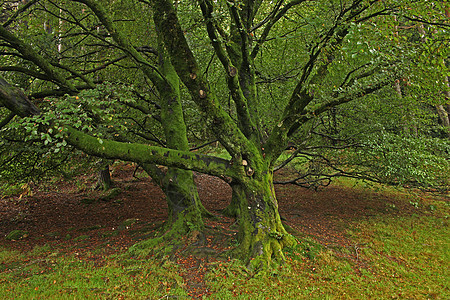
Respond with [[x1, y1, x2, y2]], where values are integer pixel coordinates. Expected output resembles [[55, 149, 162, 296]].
[[0, 75, 40, 117], [198, 0, 256, 138], [73, 0, 166, 88], [29, 83, 99, 99], [64, 126, 236, 179], [288, 79, 390, 136], [265, 1, 382, 163], [150, 0, 256, 159], [0, 66, 50, 81]]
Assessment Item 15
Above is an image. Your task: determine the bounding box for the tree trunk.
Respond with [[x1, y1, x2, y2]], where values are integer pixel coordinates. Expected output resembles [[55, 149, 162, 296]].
[[96, 164, 112, 190], [140, 164, 206, 240], [231, 172, 295, 269], [436, 104, 450, 138], [222, 183, 241, 218], [162, 167, 204, 234], [135, 50, 208, 241]]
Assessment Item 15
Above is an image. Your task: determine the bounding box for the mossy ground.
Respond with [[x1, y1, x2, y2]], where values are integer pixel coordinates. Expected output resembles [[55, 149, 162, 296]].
[[0, 163, 448, 299]]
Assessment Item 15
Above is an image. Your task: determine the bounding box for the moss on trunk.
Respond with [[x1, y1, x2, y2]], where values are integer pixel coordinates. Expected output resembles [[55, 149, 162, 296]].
[[231, 173, 295, 270], [222, 183, 241, 218], [129, 165, 205, 258], [162, 167, 204, 229]]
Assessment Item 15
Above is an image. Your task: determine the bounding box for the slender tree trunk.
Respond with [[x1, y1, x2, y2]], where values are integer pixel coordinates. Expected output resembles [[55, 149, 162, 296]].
[[96, 164, 112, 190]]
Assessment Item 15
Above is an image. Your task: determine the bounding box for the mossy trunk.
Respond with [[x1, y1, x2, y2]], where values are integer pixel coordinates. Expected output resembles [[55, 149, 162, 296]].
[[138, 47, 207, 239], [222, 183, 241, 218], [129, 164, 206, 258], [141, 165, 205, 241], [161, 167, 204, 235], [232, 173, 295, 269], [96, 165, 112, 190]]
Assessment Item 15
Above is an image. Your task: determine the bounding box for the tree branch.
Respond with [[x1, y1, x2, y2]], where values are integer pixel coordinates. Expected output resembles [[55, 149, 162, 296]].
[[0, 26, 77, 92], [0, 111, 15, 129], [64, 126, 236, 179], [0, 75, 40, 117], [0, 66, 51, 81], [251, 0, 308, 59], [72, 0, 166, 89], [198, 0, 256, 139], [2, 0, 39, 28], [150, 0, 256, 159]]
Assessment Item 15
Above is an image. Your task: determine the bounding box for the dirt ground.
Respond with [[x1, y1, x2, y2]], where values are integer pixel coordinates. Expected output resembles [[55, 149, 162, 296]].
[[0, 163, 434, 298]]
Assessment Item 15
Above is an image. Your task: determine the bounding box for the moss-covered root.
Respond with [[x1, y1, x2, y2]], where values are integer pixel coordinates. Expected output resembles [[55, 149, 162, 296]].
[[245, 234, 296, 271], [128, 210, 204, 259]]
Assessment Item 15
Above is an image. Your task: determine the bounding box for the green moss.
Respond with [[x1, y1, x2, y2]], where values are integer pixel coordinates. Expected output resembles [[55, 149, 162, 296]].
[[121, 218, 139, 227], [5, 230, 28, 240], [99, 187, 121, 201], [73, 235, 90, 242], [30, 244, 53, 256], [65, 126, 234, 178], [128, 236, 173, 258]]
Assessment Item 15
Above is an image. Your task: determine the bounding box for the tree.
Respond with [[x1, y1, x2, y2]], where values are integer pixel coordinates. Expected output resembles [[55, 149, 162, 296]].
[[1, 0, 209, 244], [1, 0, 448, 269]]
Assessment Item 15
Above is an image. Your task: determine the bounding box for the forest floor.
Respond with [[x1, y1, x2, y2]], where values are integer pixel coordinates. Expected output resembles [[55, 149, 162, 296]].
[[0, 163, 448, 299]]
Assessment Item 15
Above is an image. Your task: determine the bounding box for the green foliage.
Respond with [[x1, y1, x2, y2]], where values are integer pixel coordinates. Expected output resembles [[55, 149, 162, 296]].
[[352, 133, 449, 188], [5, 230, 29, 241]]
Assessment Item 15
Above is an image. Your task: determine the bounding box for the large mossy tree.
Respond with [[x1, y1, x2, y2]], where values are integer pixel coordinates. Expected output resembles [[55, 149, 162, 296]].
[[1, 0, 448, 268]]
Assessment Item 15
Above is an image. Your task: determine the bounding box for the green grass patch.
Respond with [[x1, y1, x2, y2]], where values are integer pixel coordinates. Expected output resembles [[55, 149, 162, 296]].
[[73, 235, 90, 242], [1, 210, 447, 299], [346, 214, 449, 299], [0, 250, 187, 299]]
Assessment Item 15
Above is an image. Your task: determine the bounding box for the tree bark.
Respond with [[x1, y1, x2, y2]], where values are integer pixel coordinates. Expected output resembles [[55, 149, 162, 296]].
[[231, 172, 295, 268], [0, 75, 40, 117], [96, 163, 112, 190]]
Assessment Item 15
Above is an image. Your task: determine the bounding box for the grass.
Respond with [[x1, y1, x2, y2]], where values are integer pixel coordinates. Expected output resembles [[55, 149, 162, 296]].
[[0, 179, 448, 299], [0, 247, 187, 299], [205, 211, 449, 299]]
